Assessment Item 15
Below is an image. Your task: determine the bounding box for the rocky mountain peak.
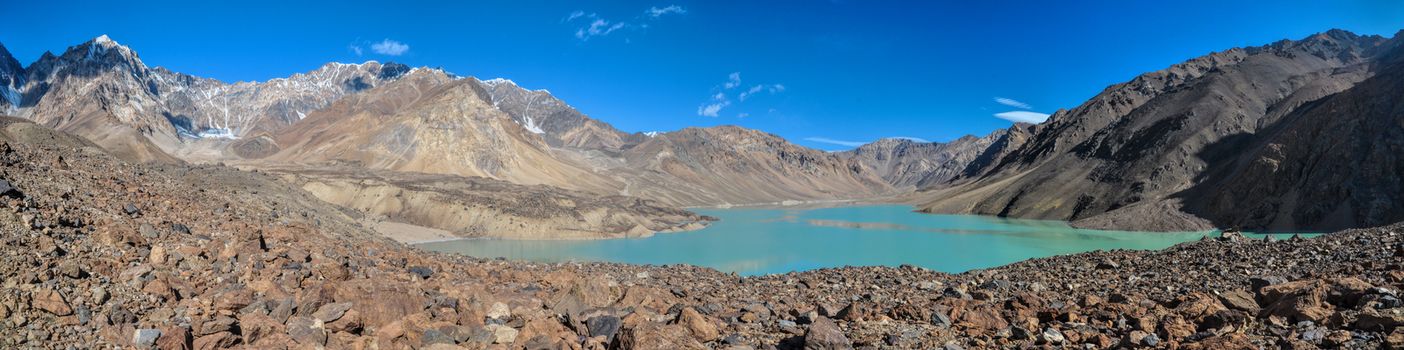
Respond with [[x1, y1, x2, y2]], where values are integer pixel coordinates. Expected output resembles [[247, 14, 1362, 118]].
[[25, 34, 148, 84], [0, 43, 24, 111]]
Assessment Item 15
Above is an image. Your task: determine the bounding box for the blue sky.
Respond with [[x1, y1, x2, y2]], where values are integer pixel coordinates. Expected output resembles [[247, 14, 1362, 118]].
[[5, 1, 1402, 150]]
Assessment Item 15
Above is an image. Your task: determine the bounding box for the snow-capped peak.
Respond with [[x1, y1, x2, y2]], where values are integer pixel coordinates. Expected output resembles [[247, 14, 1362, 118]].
[[643, 131, 662, 137], [482, 78, 516, 87], [94, 34, 116, 46]]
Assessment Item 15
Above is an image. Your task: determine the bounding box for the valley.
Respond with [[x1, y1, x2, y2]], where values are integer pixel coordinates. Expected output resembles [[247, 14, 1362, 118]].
[[1, 14, 1403, 350]]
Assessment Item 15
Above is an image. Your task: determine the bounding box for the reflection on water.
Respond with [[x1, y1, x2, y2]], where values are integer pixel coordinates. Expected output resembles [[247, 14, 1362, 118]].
[[417, 205, 1313, 276]]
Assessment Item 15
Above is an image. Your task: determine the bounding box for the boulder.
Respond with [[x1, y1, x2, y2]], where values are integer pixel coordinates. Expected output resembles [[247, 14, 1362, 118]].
[[804, 317, 853, 350], [1040, 328, 1065, 344], [675, 307, 721, 342], [133, 328, 162, 348], [486, 302, 511, 320], [313, 302, 353, 323], [483, 324, 518, 344], [1260, 280, 1334, 323], [408, 266, 434, 279], [192, 331, 237, 350], [586, 315, 622, 343], [238, 313, 284, 345], [1216, 289, 1260, 313], [32, 288, 72, 316], [286, 316, 327, 346], [196, 316, 237, 336], [1173, 292, 1228, 322], [155, 326, 191, 350], [0, 179, 20, 198], [618, 323, 706, 350], [1355, 309, 1404, 332]]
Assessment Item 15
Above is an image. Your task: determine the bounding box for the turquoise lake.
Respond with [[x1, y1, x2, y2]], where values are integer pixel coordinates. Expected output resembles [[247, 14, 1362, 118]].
[[418, 205, 1239, 276]]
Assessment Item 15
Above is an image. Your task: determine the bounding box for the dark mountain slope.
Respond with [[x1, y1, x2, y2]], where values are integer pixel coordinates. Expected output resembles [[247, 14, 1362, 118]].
[[1188, 40, 1404, 231], [919, 29, 1403, 231]]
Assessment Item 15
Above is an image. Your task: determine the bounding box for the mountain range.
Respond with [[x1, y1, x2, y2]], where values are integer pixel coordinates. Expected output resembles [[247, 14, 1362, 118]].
[[0, 35, 896, 239], [912, 29, 1404, 232], [3, 29, 1403, 235]]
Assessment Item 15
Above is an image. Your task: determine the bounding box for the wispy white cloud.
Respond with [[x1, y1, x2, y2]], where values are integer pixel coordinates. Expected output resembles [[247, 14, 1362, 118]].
[[724, 72, 742, 89], [805, 137, 867, 147], [699, 72, 787, 117], [994, 111, 1050, 123], [994, 97, 1032, 110], [698, 101, 730, 117], [575, 19, 628, 40], [646, 5, 687, 18], [698, 92, 730, 117], [739, 83, 786, 101], [349, 44, 363, 56], [371, 39, 409, 56], [568, 5, 685, 41]]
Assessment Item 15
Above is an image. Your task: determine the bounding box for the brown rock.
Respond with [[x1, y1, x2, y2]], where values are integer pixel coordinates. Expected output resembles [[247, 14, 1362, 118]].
[[197, 316, 238, 336], [155, 326, 191, 350], [804, 317, 853, 350], [1387, 329, 1404, 350], [1355, 309, 1404, 332], [1181, 334, 1254, 350], [192, 331, 237, 350], [313, 302, 353, 323], [1174, 292, 1228, 322], [484, 324, 519, 344], [143, 278, 177, 301], [286, 316, 327, 346], [325, 309, 363, 333], [836, 301, 877, 322], [1157, 315, 1195, 341], [211, 289, 253, 311], [1216, 289, 1259, 313], [239, 313, 285, 345], [674, 307, 721, 342], [950, 303, 1008, 333], [1327, 277, 1375, 304], [1260, 280, 1333, 323], [618, 323, 706, 350], [32, 288, 72, 316], [149, 245, 168, 264]]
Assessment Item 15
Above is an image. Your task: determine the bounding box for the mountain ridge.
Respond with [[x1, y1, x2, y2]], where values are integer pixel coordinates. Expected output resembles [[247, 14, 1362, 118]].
[[909, 29, 1404, 231]]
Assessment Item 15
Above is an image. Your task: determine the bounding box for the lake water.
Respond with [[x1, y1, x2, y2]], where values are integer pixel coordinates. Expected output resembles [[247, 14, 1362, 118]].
[[418, 205, 1236, 276]]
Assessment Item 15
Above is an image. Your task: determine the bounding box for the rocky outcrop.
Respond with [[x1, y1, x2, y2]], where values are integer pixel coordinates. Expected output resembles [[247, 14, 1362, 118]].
[[12, 35, 182, 163], [0, 44, 23, 114], [919, 29, 1404, 231], [477, 78, 631, 151]]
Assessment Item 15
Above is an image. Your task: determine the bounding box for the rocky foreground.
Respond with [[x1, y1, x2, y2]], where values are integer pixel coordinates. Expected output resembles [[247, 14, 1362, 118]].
[[2, 132, 1404, 350]]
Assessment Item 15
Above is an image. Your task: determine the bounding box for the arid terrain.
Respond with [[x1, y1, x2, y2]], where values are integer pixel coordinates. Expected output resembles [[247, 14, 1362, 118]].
[[3, 21, 1404, 350], [3, 116, 1404, 350]]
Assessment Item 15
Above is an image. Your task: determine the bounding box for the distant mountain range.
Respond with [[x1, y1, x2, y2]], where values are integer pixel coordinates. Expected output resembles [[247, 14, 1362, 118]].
[[0, 35, 894, 232], [4, 29, 1403, 234]]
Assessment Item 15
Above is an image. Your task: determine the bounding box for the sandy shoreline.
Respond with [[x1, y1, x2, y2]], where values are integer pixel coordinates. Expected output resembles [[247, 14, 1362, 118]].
[[375, 219, 714, 244]]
